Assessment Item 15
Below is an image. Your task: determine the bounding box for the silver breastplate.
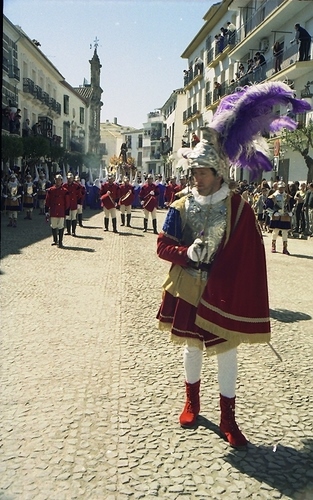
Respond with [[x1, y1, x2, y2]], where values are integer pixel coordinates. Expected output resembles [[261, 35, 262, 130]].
[[182, 196, 227, 263]]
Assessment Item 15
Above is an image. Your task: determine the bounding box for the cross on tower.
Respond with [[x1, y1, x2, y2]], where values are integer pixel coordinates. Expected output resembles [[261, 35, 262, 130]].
[[93, 37, 99, 50]]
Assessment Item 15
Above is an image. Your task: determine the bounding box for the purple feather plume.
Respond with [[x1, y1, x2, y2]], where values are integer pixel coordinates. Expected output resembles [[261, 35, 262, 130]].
[[209, 82, 311, 177]]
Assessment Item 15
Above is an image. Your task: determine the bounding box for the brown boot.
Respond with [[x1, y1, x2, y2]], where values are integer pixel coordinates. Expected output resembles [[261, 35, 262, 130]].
[[283, 241, 290, 255], [219, 394, 247, 448], [179, 380, 200, 428], [271, 240, 276, 253]]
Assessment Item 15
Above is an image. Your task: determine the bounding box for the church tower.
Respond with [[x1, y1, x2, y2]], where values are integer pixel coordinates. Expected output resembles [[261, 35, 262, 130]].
[[88, 38, 103, 154]]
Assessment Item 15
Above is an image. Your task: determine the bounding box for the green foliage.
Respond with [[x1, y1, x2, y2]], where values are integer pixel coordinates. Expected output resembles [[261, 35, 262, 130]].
[[83, 152, 101, 169], [22, 136, 51, 160], [1, 134, 24, 162], [282, 119, 313, 154], [63, 151, 84, 169]]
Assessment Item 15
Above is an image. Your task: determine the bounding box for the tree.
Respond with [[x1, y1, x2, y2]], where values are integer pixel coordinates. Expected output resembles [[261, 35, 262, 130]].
[[1, 135, 24, 164], [281, 119, 313, 182], [22, 136, 51, 166]]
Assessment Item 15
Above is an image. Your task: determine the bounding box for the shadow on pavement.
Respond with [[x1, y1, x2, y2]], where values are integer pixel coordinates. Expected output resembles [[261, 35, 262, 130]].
[[71, 234, 103, 241], [291, 253, 313, 260], [270, 308, 311, 323], [224, 439, 313, 499], [60, 246, 95, 253]]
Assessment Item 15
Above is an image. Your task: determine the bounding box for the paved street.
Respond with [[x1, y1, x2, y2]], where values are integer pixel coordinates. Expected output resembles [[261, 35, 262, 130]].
[[1, 207, 313, 500]]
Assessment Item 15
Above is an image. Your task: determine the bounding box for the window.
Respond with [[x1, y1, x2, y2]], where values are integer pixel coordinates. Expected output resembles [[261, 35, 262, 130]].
[[79, 107, 84, 124], [64, 95, 69, 114]]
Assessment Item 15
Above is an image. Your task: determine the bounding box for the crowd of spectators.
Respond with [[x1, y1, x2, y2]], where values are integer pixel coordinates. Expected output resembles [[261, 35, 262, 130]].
[[236, 178, 313, 237]]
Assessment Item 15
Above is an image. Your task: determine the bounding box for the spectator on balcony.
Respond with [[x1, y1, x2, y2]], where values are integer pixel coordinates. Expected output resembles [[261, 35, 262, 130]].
[[183, 69, 189, 86], [214, 81, 222, 100], [226, 22, 236, 45], [32, 122, 42, 136], [22, 118, 32, 137], [273, 41, 283, 73], [194, 57, 203, 75], [220, 27, 228, 46], [214, 34, 223, 54], [291, 23, 311, 62], [254, 52, 266, 82]]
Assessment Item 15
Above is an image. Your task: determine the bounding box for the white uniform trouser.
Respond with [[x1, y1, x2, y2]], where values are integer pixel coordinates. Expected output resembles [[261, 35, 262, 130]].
[[272, 227, 288, 242], [66, 209, 77, 221], [50, 217, 65, 230], [103, 207, 117, 218], [120, 204, 131, 215], [77, 204, 83, 215], [183, 345, 237, 398], [144, 207, 157, 220]]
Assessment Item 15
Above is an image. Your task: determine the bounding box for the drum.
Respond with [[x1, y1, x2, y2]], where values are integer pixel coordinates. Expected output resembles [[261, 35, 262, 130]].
[[143, 195, 157, 212], [101, 192, 115, 209]]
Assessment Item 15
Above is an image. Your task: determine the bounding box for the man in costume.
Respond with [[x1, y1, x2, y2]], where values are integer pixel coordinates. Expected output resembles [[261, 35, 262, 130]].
[[22, 174, 37, 220], [165, 176, 181, 207], [119, 176, 135, 227], [75, 175, 86, 227], [156, 82, 310, 448], [139, 174, 159, 234], [63, 172, 81, 236], [3, 173, 22, 227], [266, 181, 292, 255], [45, 174, 70, 248], [35, 171, 51, 215], [100, 174, 120, 233]]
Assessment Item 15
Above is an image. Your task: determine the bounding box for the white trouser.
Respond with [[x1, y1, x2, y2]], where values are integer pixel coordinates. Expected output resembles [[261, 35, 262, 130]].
[[103, 207, 117, 218], [50, 217, 65, 230], [183, 345, 237, 398], [66, 209, 77, 221], [120, 204, 131, 215], [272, 228, 288, 242], [77, 204, 83, 215], [144, 208, 157, 220]]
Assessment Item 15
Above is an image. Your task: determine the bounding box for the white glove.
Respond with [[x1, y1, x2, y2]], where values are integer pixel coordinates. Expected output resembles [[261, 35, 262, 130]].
[[288, 212, 292, 217], [12, 196, 17, 201], [274, 212, 280, 217], [3, 194, 8, 198], [150, 190, 155, 196], [187, 238, 207, 262], [140, 200, 144, 205]]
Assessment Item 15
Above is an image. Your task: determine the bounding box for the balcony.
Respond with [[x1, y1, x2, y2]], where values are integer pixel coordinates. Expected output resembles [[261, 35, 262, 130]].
[[183, 66, 203, 90], [23, 78, 35, 95], [8, 65, 20, 81], [33, 85, 43, 101], [183, 102, 201, 124], [3, 57, 9, 73], [41, 91, 50, 106]]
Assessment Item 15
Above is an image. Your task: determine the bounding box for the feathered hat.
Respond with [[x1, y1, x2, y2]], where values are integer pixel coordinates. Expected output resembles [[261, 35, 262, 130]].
[[178, 82, 311, 180]]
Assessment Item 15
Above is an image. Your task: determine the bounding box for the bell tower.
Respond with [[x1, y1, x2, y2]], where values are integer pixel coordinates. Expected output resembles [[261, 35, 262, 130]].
[[89, 37, 103, 154]]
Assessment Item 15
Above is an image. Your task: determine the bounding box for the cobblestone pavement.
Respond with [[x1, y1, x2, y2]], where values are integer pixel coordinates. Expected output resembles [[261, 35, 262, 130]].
[[1, 207, 313, 500]]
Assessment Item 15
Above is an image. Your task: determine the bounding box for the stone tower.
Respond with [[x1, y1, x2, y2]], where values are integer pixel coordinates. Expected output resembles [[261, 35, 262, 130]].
[[88, 42, 103, 154]]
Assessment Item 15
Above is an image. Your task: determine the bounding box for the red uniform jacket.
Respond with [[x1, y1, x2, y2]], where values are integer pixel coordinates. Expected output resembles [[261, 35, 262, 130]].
[[100, 182, 120, 203], [139, 182, 160, 211], [165, 183, 181, 205], [119, 183, 135, 206], [63, 181, 81, 210], [45, 185, 70, 217]]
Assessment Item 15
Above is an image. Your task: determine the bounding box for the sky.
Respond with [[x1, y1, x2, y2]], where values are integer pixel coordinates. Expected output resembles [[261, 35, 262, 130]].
[[4, 0, 217, 129]]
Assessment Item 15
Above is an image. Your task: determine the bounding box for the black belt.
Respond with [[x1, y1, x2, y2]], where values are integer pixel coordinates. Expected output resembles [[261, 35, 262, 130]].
[[187, 261, 211, 272]]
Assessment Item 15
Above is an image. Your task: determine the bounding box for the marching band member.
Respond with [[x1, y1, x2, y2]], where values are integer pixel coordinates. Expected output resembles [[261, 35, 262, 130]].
[[23, 174, 37, 220], [165, 176, 181, 207], [3, 173, 22, 227], [266, 180, 292, 254], [63, 172, 81, 236], [45, 174, 70, 247], [35, 171, 51, 215], [119, 176, 135, 227], [75, 175, 86, 227], [100, 174, 120, 233], [139, 174, 159, 234]]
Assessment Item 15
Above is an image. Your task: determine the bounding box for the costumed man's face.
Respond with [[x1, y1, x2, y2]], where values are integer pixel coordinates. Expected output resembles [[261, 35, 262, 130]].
[[55, 177, 62, 187], [148, 178, 153, 185], [193, 168, 222, 196]]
